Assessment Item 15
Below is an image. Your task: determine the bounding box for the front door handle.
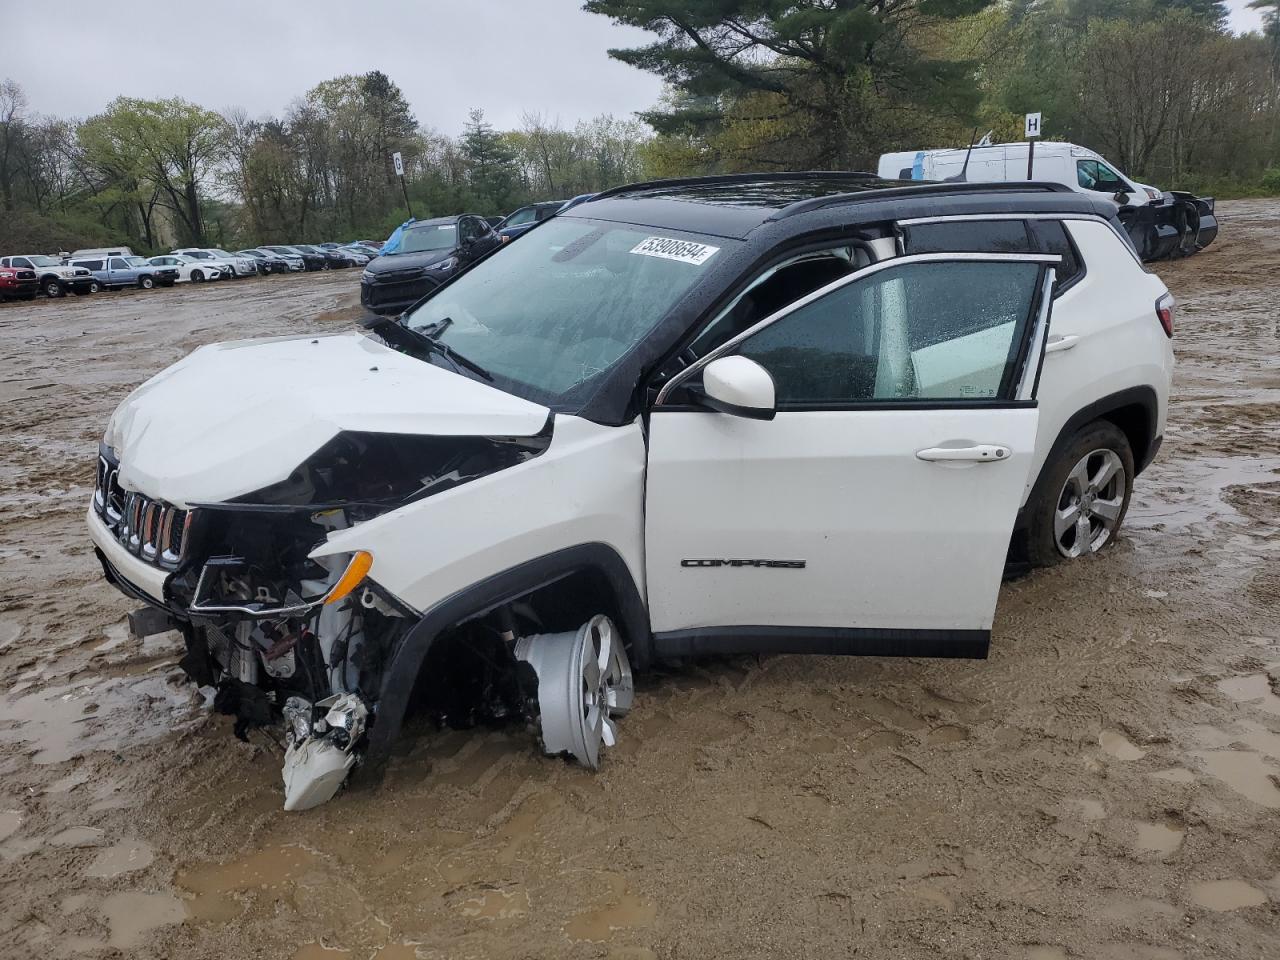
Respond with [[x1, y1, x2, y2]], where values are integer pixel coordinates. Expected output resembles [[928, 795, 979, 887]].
[[1045, 334, 1080, 354], [916, 444, 1011, 463]]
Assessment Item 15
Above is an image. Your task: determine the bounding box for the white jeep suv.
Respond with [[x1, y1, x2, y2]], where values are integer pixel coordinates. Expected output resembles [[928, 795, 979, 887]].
[[87, 175, 1172, 809]]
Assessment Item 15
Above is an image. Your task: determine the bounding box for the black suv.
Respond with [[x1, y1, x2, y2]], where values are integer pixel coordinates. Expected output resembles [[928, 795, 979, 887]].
[[360, 214, 502, 315]]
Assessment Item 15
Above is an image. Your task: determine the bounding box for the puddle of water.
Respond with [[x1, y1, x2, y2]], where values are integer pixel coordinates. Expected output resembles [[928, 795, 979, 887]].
[[176, 843, 322, 922], [926, 725, 969, 745], [565, 874, 656, 942], [1099, 731, 1146, 761], [85, 839, 154, 878], [100, 890, 186, 948], [459, 886, 529, 921], [49, 826, 105, 848], [1188, 879, 1268, 911], [1193, 750, 1280, 808], [1133, 821, 1184, 856], [1217, 673, 1280, 716], [0, 674, 195, 764], [1149, 767, 1195, 784], [1063, 798, 1106, 822], [0, 810, 22, 842], [911, 885, 955, 911]]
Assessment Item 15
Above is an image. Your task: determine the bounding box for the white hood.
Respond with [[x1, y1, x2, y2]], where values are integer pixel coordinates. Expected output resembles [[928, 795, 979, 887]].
[[105, 331, 549, 506]]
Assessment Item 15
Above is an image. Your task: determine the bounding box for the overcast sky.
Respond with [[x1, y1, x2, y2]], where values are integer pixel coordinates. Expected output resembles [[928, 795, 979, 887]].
[[0, 0, 1269, 133]]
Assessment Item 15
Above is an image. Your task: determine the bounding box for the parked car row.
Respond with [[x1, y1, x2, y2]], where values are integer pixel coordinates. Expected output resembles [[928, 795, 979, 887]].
[[0, 240, 382, 303]]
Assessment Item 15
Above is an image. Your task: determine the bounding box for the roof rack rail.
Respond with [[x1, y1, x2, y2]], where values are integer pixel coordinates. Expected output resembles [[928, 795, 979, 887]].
[[770, 180, 1076, 220], [586, 170, 884, 203]]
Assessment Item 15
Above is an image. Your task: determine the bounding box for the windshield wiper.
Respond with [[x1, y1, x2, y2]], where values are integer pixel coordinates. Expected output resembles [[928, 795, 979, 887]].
[[361, 314, 493, 381]]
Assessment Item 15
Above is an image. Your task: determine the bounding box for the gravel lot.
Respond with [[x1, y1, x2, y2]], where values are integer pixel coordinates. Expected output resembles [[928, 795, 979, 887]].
[[1, 207, 1277, 959]]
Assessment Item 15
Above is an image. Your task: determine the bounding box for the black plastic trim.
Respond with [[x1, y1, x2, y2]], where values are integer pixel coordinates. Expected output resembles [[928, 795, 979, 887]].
[[652, 626, 989, 660], [356, 542, 650, 784], [687, 385, 776, 420], [1014, 386, 1160, 531]]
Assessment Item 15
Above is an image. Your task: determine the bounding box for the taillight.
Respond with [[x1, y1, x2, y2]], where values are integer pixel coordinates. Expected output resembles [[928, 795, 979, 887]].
[[1155, 293, 1175, 338]]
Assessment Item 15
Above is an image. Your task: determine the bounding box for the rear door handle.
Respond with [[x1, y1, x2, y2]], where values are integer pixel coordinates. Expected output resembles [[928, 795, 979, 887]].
[[916, 444, 1011, 463], [1045, 334, 1080, 354]]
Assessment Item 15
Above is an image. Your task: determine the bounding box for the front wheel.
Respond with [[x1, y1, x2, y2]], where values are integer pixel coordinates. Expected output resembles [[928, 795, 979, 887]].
[[321, 261, 331, 271], [139, 275, 155, 290], [191, 269, 205, 282], [1026, 421, 1135, 567], [87, 280, 102, 294], [43, 279, 65, 298]]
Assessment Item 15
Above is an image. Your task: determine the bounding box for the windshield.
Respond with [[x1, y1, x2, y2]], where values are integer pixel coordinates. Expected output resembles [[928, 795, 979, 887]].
[[399, 224, 457, 254], [209, 249, 233, 258], [403, 217, 735, 401], [30, 255, 60, 267], [126, 256, 148, 267]]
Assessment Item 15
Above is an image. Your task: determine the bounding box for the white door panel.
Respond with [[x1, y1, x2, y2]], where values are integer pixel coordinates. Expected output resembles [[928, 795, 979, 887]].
[[645, 407, 1039, 633], [645, 253, 1055, 649]]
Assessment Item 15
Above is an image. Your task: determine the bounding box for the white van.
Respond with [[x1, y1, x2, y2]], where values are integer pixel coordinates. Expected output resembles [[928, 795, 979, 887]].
[[878, 142, 1217, 260]]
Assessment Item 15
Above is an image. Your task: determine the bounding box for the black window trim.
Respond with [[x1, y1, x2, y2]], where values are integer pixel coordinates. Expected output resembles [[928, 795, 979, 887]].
[[898, 211, 1129, 277], [654, 251, 1061, 411]]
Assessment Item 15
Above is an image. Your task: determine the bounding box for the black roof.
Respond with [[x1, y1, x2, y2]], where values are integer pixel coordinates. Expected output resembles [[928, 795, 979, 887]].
[[568, 172, 1114, 240]]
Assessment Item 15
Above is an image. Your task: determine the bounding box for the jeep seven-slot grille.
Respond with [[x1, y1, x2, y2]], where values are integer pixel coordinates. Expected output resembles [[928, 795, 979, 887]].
[[94, 454, 192, 569]]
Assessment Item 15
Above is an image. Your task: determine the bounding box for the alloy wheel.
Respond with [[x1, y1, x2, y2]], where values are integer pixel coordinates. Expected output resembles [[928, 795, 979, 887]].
[[1054, 448, 1126, 558]]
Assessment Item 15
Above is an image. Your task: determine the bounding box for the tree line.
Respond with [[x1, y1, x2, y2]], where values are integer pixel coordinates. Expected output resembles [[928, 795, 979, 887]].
[[0, 71, 649, 253], [3, 0, 1280, 254]]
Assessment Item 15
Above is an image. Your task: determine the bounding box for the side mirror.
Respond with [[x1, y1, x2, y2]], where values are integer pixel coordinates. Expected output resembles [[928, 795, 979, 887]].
[[1112, 190, 1131, 205], [693, 355, 776, 421]]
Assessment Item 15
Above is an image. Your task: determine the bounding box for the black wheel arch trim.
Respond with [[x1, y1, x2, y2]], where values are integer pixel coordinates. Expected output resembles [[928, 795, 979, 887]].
[[1016, 385, 1160, 530], [356, 541, 650, 784]]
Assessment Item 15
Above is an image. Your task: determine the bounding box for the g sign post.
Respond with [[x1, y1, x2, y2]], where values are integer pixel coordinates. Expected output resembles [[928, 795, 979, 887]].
[[1025, 112, 1042, 180], [392, 151, 414, 219]]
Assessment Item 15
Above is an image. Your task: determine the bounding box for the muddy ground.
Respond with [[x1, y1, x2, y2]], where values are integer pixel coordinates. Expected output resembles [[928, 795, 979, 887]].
[[1, 206, 1277, 959]]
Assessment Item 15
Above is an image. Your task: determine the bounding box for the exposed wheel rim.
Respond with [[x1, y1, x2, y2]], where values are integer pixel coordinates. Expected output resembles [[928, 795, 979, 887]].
[[516, 614, 632, 769], [1054, 448, 1126, 559]]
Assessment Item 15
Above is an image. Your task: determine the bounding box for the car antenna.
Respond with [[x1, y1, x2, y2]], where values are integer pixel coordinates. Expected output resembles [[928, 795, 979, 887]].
[[944, 127, 981, 183]]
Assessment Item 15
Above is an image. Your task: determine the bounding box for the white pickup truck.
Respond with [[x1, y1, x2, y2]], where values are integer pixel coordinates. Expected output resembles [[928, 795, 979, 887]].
[[0, 255, 96, 298], [878, 141, 1217, 261]]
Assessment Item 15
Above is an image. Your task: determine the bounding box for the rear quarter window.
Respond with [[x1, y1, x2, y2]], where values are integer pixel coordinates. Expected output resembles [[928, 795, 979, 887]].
[[902, 218, 1084, 293]]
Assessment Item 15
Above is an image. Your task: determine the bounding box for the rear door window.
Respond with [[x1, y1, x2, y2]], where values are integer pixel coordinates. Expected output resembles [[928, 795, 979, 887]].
[[902, 219, 1082, 293]]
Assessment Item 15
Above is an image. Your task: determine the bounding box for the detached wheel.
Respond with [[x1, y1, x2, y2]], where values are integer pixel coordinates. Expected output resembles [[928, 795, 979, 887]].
[[139, 275, 155, 290], [1027, 421, 1134, 567], [43, 278, 65, 298]]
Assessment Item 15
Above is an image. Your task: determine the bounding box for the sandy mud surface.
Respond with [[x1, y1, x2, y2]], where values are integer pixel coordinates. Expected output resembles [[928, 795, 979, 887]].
[[1, 212, 1277, 958]]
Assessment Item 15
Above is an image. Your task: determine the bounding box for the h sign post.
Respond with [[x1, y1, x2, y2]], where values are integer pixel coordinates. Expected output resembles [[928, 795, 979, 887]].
[[1024, 112, 1042, 181], [392, 151, 414, 218]]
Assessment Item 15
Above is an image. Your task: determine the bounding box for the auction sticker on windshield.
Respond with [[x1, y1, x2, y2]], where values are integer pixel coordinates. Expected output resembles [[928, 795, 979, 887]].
[[630, 236, 720, 266]]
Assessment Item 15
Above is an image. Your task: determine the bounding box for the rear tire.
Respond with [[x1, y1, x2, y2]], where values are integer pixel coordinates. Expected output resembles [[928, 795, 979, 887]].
[[1026, 420, 1135, 568]]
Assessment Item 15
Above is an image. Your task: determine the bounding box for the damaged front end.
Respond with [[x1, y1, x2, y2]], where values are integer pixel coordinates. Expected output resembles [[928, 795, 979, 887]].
[[1119, 191, 1218, 261], [91, 422, 552, 810]]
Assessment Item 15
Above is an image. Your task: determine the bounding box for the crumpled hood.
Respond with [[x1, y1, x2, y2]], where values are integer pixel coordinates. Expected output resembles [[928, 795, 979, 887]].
[[105, 331, 549, 506]]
